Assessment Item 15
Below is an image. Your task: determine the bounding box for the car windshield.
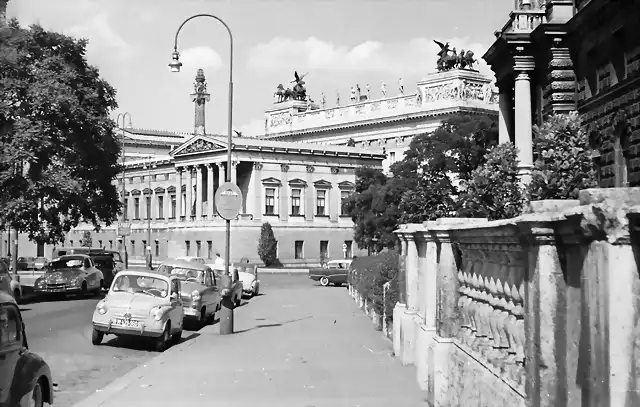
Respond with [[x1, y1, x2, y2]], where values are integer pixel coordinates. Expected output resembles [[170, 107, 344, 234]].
[[157, 265, 202, 282], [111, 274, 168, 298], [49, 257, 84, 271]]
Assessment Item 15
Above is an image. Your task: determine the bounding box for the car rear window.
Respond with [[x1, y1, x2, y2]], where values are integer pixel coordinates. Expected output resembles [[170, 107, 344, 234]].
[[93, 257, 114, 268]]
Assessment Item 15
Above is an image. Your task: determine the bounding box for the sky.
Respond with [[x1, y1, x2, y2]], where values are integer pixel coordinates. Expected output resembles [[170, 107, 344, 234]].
[[8, 0, 514, 137]]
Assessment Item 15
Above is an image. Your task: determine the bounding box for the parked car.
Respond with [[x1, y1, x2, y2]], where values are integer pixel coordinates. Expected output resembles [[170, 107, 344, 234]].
[[33, 257, 49, 271], [92, 255, 117, 289], [175, 256, 207, 265], [235, 263, 260, 298], [156, 260, 221, 328], [91, 270, 184, 351], [33, 255, 104, 297], [8, 272, 22, 303], [0, 260, 11, 295], [0, 291, 55, 407], [103, 250, 125, 275], [209, 264, 243, 307], [17, 257, 36, 271], [309, 259, 353, 287]]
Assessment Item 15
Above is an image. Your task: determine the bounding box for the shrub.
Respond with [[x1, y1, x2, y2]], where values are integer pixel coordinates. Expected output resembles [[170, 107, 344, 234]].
[[80, 231, 92, 247], [457, 142, 526, 220], [257, 222, 279, 266], [528, 112, 598, 200], [350, 251, 399, 321]]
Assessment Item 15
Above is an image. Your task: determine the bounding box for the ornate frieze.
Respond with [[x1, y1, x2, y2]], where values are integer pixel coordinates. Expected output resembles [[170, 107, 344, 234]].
[[280, 164, 289, 172], [422, 79, 495, 104], [306, 165, 315, 173], [270, 112, 292, 128], [178, 139, 222, 155], [330, 167, 340, 175]]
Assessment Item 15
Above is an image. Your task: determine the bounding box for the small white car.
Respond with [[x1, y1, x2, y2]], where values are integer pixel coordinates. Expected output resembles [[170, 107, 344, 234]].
[[91, 270, 184, 351], [236, 264, 260, 298], [175, 256, 207, 265]]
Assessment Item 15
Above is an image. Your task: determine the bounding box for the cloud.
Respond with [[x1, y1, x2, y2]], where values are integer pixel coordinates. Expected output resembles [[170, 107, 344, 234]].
[[66, 12, 132, 57], [247, 36, 492, 77], [178, 46, 223, 71], [234, 118, 267, 138]]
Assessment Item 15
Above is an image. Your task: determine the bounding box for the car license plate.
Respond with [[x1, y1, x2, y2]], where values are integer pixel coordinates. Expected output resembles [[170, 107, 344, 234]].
[[113, 318, 139, 328]]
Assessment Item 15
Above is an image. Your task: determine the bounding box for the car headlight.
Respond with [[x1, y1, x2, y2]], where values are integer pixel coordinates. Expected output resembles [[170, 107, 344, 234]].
[[150, 306, 165, 321], [35, 279, 44, 288], [69, 277, 81, 286], [191, 290, 201, 302], [97, 300, 108, 315]]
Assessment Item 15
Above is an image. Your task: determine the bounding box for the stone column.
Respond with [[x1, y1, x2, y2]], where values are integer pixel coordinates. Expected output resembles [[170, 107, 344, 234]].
[[252, 163, 263, 220], [547, 37, 577, 114], [231, 161, 238, 185], [513, 55, 535, 184], [498, 85, 513, 144], [175, 167, 182, 220], [405, 233, 419, 314], [195, 165, 203, 219], [185, 166, 193, 219], [217, 162, 225, 185], [163, 188, 170, 219], [207, 164, 215, 219], [149, 190, 156, 220]]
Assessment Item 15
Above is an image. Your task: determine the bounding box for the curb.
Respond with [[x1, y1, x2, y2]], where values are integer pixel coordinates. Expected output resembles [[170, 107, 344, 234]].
[[70, 324, 218, 407]]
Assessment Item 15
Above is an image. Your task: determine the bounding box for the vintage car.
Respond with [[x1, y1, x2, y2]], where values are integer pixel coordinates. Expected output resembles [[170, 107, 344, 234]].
[[33, 257, 49, 271], [156, 260, 221, 328], [235, 263, 260, 298], [175, 256, 207, 265], [91, 270, 184, 351], [0, 291, 55, 407], [209, 264, 243, 307], [92, 255, 117, 289], [33, 254, 104, 297], [54, 248, 125, 276], [309, 259, 353, 287]]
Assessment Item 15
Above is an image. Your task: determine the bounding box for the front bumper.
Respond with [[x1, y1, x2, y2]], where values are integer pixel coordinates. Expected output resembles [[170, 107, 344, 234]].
[[34, 285, 83, 294], [92, 321, 164, 338]]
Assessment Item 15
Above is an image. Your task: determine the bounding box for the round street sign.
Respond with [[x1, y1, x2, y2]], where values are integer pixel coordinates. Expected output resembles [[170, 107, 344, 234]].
[[215, 182, 243, 220]]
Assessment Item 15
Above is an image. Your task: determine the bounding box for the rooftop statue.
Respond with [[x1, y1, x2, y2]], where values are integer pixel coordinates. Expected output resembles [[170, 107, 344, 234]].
[[434, 40, 477, 72], [274, 71, 309, 103]]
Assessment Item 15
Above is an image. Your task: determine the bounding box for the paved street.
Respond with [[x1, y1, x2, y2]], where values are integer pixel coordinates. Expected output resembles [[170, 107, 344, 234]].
[[19, 272, 309, 406]]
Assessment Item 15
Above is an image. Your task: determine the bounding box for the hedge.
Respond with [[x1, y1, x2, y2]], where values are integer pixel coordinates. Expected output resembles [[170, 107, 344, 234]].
[[349, 250, 399, 322]]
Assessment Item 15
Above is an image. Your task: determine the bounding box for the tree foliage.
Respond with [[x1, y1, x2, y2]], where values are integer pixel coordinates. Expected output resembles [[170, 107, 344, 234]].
[[80, 231, 92, 247], [457, 143, 526, 220], [0, 21, 121, 244], [257, 222, 278, 266], [528, 112, 598, 200]]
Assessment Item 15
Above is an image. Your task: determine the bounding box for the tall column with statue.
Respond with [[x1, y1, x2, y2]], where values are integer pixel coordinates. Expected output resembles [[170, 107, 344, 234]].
[[191, 69, 211, 136]]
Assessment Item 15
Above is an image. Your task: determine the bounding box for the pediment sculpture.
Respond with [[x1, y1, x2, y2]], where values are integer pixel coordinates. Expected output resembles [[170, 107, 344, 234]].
[[178, 139, 223, 155]]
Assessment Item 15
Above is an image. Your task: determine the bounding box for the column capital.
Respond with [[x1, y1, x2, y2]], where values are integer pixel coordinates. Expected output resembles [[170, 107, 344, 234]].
[[195, 165, 203, 173], [175, 166, 184, 173], [207, 162, 216, 170], [231, 160, 239, 167], [513, 55, 535, 72], [216, 162, 225, 169]]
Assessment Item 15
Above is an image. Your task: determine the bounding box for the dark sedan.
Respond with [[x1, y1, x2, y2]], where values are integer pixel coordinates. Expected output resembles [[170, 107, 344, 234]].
[[309, 259, 353, 287]]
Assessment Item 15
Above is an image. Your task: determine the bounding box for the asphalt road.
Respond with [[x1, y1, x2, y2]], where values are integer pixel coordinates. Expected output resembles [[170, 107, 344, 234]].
[[19, 271, 311, 407]]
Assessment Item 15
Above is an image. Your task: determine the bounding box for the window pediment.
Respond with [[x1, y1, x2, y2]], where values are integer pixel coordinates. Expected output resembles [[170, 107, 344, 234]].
[[167, 185, 177, 193], [130, 189, 141, 196], [262, 177, 282, 186], [313, 179, 332, 189], [155, 186, 166, 193], [288, 178, 307, 187], [338, 181, 355, 190], [143, 188, 153, 195]]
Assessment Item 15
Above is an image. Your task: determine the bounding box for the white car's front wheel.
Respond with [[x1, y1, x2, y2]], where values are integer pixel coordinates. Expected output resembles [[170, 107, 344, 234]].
[[320, 277, 330, 286]]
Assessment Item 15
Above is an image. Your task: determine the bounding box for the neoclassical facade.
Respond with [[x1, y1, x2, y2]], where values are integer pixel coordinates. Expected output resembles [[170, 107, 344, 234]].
[[483, 0, 640, 186]]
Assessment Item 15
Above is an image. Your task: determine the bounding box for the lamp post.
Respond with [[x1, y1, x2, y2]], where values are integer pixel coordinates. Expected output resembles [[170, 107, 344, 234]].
[[116, 112, 132, 268], [169, 14, 235, 335], [143, 158, 156, 270]]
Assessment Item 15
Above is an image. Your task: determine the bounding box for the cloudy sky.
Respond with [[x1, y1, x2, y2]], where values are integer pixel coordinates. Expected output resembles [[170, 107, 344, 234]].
[[8, 0, 513, 137]]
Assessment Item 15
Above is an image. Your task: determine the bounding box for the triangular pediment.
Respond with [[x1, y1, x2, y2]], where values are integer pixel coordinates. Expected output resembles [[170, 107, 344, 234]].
[[130, 189, 141, 196], [313, 179, 332, 188], [167, 185, 176, 193], [288, 178, 307, 187], [172, 135, 227, 157], [338, 181, 355, 190], [261, 177, 282, 186]]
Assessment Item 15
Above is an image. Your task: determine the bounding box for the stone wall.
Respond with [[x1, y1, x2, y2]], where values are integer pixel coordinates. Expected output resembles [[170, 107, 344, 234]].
[[390, 188, 640, 407]]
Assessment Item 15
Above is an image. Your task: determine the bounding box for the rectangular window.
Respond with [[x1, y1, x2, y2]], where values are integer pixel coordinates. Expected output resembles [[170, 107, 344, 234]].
[[171, 195, 177, 218], [316, 190, 326, 216], [157, 195, 164, 219], [146, 197, 151, 220], [152, 174, 157, 181], [207, 241, 213, 259], [320, 240, 329, 260], [155, 241, 160, 257], [291, 188, 301, 215], [196, 241, 202, 257], [131, 241, 135, 256], [70, 240, 74, 247], [98, 240, 103, 249], [142, 240, 147, 254], [185, 241, 191, 256], [109, 240, 113, 249], [389, 151, 396, 164], [344, 240, 353, 258], [124, 198, 129, 220], [134, 198, 140, 219], [141, 175, 145, 182], [294, 240, 304, 259], [265, 188, 275, 215], [129, 177, 133, 184], [340, 191, 351, 216]]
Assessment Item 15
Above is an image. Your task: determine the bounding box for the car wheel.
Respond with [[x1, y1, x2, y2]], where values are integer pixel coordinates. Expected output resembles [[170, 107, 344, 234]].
[[171, 329, 182, 345], [155, 323, 170, 352], [13, 288, 21, 304], [94, 280, 104, 296], [81, 282, 88, 297], [29, 378, 44, 407], [199, 308, 207, 328], [92, 328, 104, 345], [320, 277, 330, 286]]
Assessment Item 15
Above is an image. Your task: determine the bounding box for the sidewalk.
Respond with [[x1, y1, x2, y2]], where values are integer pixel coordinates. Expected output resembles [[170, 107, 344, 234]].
[[72, 281, 426, 407]]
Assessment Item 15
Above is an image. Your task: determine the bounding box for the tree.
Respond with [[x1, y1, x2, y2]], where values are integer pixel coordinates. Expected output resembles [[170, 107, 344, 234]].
[[457, 143, 526, 220], [257, 222, 278, 266], [80, 230, 93, 247], [0, 21, 121, 245], [528, 112, 598, 200]]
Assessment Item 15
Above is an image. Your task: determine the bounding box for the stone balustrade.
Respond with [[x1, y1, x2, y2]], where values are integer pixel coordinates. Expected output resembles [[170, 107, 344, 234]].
[[387, 188, 640, 407]]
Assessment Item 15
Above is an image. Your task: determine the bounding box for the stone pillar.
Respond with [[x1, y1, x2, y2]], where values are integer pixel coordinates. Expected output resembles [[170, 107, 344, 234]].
[[195, 165, 203, 219], [175, 167, 183, 220], [498, 87, 513, 144], [149, 190, 156, 220], [546, 37, 577, 114], [185, 167, 193, 219], [514, 57, 535, 184], [405, 233, 419, 314], [252, 163, 263, 220], [163, 188, 170, 219], [231, 161, 238, 185], [207, 164, 215, 219], [217, 162, 225, 185]]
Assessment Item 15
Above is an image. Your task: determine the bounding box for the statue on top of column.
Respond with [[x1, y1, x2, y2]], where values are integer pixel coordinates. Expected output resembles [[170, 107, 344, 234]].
[[191, 68, 210, 135]]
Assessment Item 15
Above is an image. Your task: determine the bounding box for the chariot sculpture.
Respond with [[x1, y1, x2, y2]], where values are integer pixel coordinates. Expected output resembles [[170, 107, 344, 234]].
[[274, 71, 309, 103], [434, 40, 477, 72]]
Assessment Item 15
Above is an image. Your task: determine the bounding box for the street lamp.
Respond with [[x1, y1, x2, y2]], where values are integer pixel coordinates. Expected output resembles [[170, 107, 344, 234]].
[[143, 158, 156, 270], [116, 112, 132, 268], [169, 14, 235, 335]]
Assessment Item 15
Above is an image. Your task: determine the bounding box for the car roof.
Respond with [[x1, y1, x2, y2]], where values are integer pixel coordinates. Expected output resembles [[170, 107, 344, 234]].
[[54, 254, 91, 260], [0, 291, 18, 305], [160, 259, 211, 271]]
